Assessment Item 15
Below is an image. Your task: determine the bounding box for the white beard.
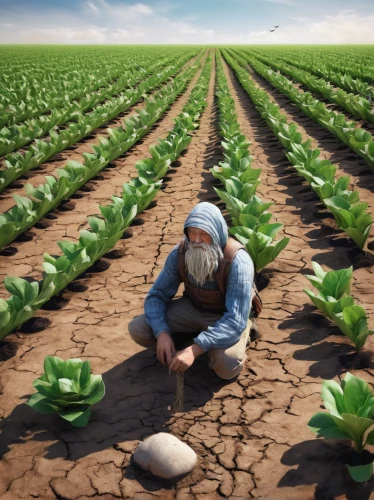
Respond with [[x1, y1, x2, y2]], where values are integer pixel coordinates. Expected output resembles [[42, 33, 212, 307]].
[[185, 240, 223, 287]]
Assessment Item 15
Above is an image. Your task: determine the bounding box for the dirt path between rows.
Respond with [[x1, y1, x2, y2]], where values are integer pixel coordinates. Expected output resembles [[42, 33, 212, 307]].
[[0, 53, 200, 212], [0, 54, 206, 294], [1, 50, 374, 500]]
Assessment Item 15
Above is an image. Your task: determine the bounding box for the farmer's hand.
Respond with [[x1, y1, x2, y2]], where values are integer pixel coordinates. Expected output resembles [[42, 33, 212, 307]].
[[157, 331, 176, 367], [169, 343, 204, 373]]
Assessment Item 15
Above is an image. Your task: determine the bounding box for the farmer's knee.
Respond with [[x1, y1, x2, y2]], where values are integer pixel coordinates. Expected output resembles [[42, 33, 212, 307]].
[[128, 315, 143, 339], [128, 315, 155, 348], [210, 351, 246, 380]]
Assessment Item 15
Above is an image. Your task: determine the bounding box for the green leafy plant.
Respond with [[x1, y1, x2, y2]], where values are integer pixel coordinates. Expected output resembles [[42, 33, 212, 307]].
[[332, 305, 374, 353], [308, 372, 374, 482], [27, 356, 105, 427], [230, 224, 289, 272], [304, 261, 353, 319], [304, 262, 373, 351], [215, 178, 259, 205], [122, 177, 162, 214], [323, 196, 372, 250], [211, 156, 260, 185]]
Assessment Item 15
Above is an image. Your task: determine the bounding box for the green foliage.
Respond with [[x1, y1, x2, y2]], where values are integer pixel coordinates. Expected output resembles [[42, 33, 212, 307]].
[[323, 196, 372, 250], [245, 49, 374, 123], [304, 262, 373, 351], [27, 356, 105, 427], [0, 198, 137, 339], [308, 373, 374, 482], [333, 306, 374, 353], [230, 225, 289, 272], [222, 49, 372, 250], [0, 51, 211, 341], [212, 50, 289, 274], [304, 262, 353, 318], [233, 49, 374, 171], [0, 52, 203, 249], [123, 177, 162, 214]]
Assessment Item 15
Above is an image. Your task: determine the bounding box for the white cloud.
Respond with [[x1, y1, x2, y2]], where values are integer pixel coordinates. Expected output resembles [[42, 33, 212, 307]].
[[19, 25, 107, 44], [131, 3, 153, 15], [86, 2, 98, 12], [95, 0, 153, 20], [288, 16, 307, 22], [180, 27, 198, 34], [2, 23, 14, 27], [308, 11, 374, 43], [111, 28, 130, 40]]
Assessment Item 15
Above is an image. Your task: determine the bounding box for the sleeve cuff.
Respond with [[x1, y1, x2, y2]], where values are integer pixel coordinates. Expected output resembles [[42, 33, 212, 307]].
[[193, 336, 208, 352], [153, 325, 171, 338]]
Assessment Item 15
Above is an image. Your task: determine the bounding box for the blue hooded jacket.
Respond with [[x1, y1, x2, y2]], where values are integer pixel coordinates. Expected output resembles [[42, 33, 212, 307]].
[[144, 202, 254, 351]]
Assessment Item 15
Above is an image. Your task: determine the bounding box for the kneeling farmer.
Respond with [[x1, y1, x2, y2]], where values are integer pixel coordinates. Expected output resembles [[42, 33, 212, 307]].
[[128, 202, 258, 380]]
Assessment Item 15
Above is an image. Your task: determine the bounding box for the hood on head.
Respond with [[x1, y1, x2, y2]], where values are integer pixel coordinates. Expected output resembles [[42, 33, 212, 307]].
[[184, 202, 228, 249]]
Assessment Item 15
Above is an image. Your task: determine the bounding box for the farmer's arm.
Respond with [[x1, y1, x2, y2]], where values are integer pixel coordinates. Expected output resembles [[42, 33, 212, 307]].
[[194, 250, 254, 351], [169, 251, 254, 372], [144, 245, 181, 338]]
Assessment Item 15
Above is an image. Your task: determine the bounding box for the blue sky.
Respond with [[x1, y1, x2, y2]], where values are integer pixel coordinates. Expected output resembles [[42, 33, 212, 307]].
[[1, 0, 373, 43]]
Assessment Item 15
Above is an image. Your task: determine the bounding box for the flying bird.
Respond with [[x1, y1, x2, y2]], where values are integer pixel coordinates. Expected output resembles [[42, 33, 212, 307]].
[[268, 29, 275, 32], [274, 25, 280, 28]]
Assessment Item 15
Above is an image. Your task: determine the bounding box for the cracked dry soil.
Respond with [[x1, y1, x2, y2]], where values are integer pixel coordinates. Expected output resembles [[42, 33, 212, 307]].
[[1, 52, 374, 500]]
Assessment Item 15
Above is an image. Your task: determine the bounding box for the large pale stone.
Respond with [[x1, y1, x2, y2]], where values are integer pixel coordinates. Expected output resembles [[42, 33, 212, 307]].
[[133, 432, 197, 479]]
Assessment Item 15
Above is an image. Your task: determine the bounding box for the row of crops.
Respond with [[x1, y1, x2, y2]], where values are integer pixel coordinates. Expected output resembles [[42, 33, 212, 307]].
[[217, 47, 374, 483], [1, 45, 374, 490], [0, 48, 211, 336]]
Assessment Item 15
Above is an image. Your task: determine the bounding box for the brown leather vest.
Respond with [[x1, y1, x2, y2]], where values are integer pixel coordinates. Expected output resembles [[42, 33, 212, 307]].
[[177, 237, 245, 315]]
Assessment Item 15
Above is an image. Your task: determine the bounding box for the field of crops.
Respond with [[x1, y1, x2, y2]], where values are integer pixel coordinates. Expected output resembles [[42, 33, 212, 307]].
[[0, 44, 374, 499]]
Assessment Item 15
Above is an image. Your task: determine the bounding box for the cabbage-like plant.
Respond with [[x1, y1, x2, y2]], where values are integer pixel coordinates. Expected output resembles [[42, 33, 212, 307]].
[[221, 135, 251, 161], [122, 177, 162, 214], [27, 356, 105, 427], [135, 157, 171, 181], [211, 158, 260, 185], [230, 224, 289, 272], [323, 196, 372, 250], [215, 178, 259, 204], [216, 190, 273, 227], [304, 262, 373, 352], [311, 176, 358, 205], [308, 372, 374, 482], [332, 305, 374, 353], [304, 262, 353, 320]]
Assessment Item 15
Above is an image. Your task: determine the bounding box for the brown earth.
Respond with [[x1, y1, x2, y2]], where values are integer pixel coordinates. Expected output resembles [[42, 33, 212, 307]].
[[0, 49, 374, 500]]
